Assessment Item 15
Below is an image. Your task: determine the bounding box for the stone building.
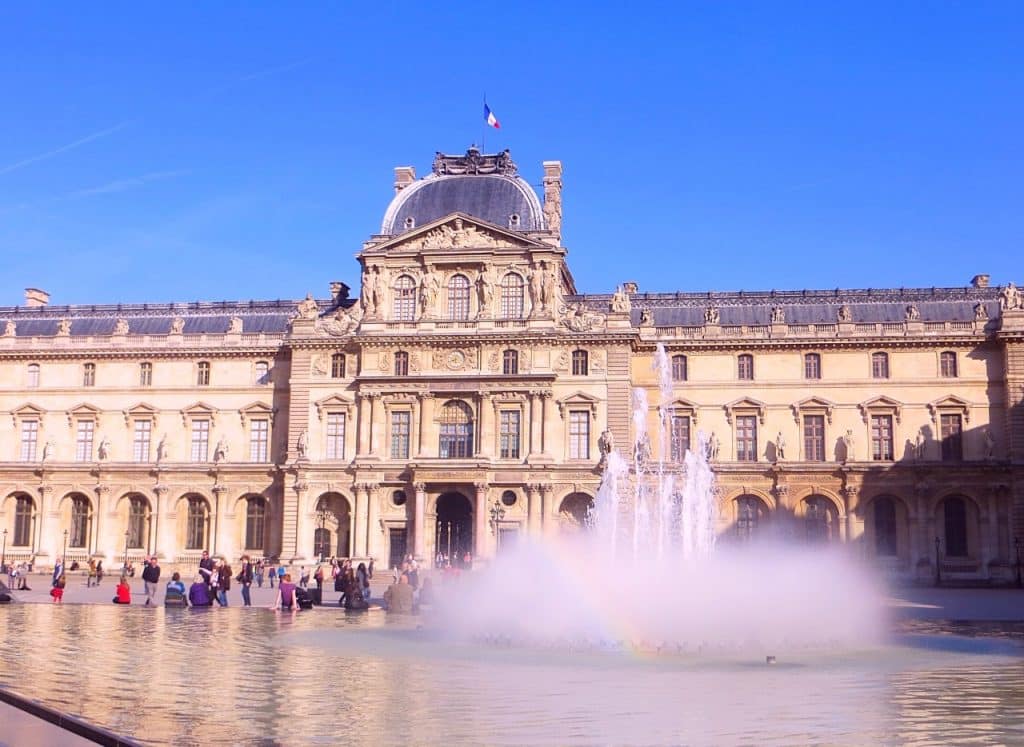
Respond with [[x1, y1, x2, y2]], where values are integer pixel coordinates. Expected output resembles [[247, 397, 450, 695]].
[[0, 147, 1021, 583]]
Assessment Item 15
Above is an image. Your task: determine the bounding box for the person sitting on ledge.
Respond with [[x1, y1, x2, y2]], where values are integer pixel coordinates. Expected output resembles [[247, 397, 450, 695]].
[[165, 572, 187, 607], [188, 575, 212, 607], [113, 575, 131, 604], [383, 573, 414, 614], [272, 573, 299, 612]]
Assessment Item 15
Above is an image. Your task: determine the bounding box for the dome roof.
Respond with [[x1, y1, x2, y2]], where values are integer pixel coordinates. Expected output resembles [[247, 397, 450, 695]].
[[380, 148, 545, 235]]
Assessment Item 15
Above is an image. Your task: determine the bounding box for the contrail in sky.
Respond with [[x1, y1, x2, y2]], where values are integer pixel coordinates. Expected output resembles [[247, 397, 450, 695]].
[[0, 120, 134, 177]]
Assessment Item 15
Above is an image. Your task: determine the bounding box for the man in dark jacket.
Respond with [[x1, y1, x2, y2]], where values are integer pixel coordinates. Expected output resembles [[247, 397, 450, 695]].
[[142, 556, 161, 606]]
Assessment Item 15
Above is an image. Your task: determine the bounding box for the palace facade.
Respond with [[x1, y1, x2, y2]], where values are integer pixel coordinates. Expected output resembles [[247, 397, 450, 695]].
[[1, 147, 1022, 583]]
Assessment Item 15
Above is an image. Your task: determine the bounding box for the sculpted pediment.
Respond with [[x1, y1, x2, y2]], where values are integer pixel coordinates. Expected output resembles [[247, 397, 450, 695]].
[[367, 213, 547, 255]]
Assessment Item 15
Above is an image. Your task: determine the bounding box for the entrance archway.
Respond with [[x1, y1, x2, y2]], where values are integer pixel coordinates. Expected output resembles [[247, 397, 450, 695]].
[[314, 492, 352, 560], [559, 492, 594, 533], [435, 492, 473, 567]]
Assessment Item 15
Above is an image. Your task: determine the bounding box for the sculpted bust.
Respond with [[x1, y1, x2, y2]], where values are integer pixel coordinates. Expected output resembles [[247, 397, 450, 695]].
[[610, 286, 631, 313], [226, 317, 243, 334], [113, 318, 129, 335], [170, 317, 185, 334]]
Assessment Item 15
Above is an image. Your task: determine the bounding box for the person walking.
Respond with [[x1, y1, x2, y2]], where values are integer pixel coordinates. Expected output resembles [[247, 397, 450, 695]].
[[96, 560, 104, 585], [313, 564, 324, 594], [299, 566, 310, 590], [268, 560, 275, 588], [142, 556, 161, 606], [87, 559, 97, 588], [216, 560, 232, 606], [239, 555, 254, 607], [50, 573, 66, 603]]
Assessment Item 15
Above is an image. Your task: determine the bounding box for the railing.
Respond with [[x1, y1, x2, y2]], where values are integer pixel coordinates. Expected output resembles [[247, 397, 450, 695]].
[[814, 324, 837, 335], [881, 323, 905, 334]]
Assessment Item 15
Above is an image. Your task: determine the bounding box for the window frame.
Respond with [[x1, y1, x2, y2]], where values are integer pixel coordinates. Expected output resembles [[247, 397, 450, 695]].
[[139, 361, 153, 387], [13, 495, 35, 546], [27, 363, 40, 389], [803, 352, 821, 380], [392, 274, 417, 321], [249, 418, 270, 462], [127, 495, 151, 550], [502, 349, 519, 375], [735, 414, 758, 461], [19, 419, 39, 462], [871, 351, 890, 379], [394, 351, 409, 376], [571, 349, 589, 376], [737, 354, 754, 381], [69, 494, 92, 548], [190, 418, 210, 462], [331, 353, 346, 379], [83, 362, 96, 387], [325, 411, 347, 461], [390, 409, 411, 460], [802, 413, 826, 462], [447, 274, 471, 321], [196, 361, 211, 386], [568, 409, 591, 460], [185, 496, 210, 551], [670, 354, 687, 382], [939, 351, 958, 378], [132, 419, 152, 462], [75, 419, 95, 462], [870, 414, 894, 461], [499, 409, 521, 459], [500, 272, 525, 319], [245, 496, 267, 551], [438, 400, 474, 459]]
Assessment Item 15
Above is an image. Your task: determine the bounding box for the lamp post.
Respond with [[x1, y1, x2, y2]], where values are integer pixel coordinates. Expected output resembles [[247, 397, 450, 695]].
[[489, 500, 506, 536], [1015, 537, 1022, 588], [62, 529, 68, 571], [1, 528, 7, 574], [316, 505, 328, 563], [123, 530, 130, 575], [934, 536, 941, 587]]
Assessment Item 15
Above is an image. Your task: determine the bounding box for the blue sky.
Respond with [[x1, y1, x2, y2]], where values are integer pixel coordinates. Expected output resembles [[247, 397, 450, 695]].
[[1, 3, 1021, 306]]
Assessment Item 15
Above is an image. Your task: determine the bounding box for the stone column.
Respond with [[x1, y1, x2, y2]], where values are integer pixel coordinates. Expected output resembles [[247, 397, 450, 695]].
[[540, 392, 553, 455], [287, 480, 309, 563], [413, 482, 427, 560], [367, 395, 378, 456], [357, 394, 371, 456], [353, 483, 369, 558], [478, 392, 493, 457], [93, 484, 109, 559], [36, 485, 54, 562], [528, 391, 543, 456], [366, 484, 381, 561], [541, 484, 556, 535], [417, 395, 435, 458], [153, 485, 170, 560], [527, 483, 542, 536], [474, 481, 489, 560], [212, 484, 229, 558], [841, 486, 857, 544]]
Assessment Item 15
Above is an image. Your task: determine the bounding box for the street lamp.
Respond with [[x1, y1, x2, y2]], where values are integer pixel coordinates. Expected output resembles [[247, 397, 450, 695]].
[[934, 536, 941, 587], [62, 529, 68, 570], [316, 504, 328, 563], [1, 528, 7, 574], [489, 500, 506, 535], [123, 530, 130, 575]]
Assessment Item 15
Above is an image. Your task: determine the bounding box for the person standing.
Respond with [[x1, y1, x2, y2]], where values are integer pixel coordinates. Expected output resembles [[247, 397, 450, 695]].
[[299, 566, 310, 590], [239, 555, 253, 607], [199, 550, 215, 594], [50, 574, 66, 603], [276, 563, 286, 587], [216, 560, 232, 607], [87, 559, 97, 588], [255, 559, 265, 588], [51, 557, 64, 589], [96, 560, 104, 585], [368, 557, 374, 579], [142, 556, 161, 606]]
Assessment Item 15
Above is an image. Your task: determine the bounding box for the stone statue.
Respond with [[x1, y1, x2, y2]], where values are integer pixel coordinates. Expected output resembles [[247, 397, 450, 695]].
[[610, 286, 631, 314], [1000, 282, 1022, 311], [541, 263, 557, 311], [905, 304, 920, 321], [706, 432, 720, 461], [843, 429, 856, 462], [113, 318, 129, 335], [914, 428, 926, 461], [56, 318, 71, 336], [370, 266, 386, 314], [97, 436, 111, 461], [639, 309, 654, 326], [598, 429, 614, 459], [528, 265, 543, 314], [704, 306, 720, 324], [974, 302, 989, 321], [296, 293, 320, 320], [1, 320, 14, 337], [771, 307, 786, 324], [420, 271, 441, 316], [543, 186, 562, 235], [360, 265, 373, 314], [634, 432, 651, 468], [226, 316, 243, 334], [42, 440, 55, 463], [170, 317, 185, 334], [837, 304, 852, 322], [984, 428, 996, 460], [296, 429, 308, 459], [213, 437, 229, 463], [476, 267, 494, 316], [156, 434, 169, 463], [775, 432, 786, 461]]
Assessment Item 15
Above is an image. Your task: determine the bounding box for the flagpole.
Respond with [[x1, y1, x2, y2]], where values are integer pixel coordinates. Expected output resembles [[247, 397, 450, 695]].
[[482, 95, 486, 152]]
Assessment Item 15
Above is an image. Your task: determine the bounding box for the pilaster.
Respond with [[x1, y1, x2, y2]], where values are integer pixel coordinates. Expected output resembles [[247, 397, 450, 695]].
[[413, 481, 427, 559], [474, 481, 489, 560]]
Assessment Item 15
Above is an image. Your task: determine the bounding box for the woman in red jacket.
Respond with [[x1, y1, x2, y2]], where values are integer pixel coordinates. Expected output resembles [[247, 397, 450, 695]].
[[112, 576, 131, 604]]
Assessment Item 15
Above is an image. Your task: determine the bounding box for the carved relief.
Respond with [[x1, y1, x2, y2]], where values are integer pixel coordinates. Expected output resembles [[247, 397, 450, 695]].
[[1, 320, 14, 337], [226, 316, 243, 334], [837, 304, 852, 322], [431, 348, 474, 371], [590, 351, 606, 372], [487, 350, 500, 372], [113, 318, 130, 335], [409, 352, 422, 374], [295, 293, 319, 320], [432, 148, 516, 176], [170, 317, 185, 334], [1000, 283, 1022, 311], [316, 305, 361, 337], [905, 304, 920, 321], [56, 318, 71, 336], [378, 351, 391, 373], [770, 307, 785, 324], [704, 306, 720, 324], [610, 286, 631, 313], [974, 302, 989, 321], [554, 349, 570, 372], [410, 218, 500, 251], [559, 302, 606, 332], [311, 354, 328, 376]]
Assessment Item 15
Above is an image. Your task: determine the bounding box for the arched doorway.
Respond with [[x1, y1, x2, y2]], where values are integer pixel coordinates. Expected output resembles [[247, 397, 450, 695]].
[[803, 495, 839, 543], [315, 493, 352, 560], [733, 494, 769, 542], [559, 492, 594, 532], [435, 492, 473, 567]]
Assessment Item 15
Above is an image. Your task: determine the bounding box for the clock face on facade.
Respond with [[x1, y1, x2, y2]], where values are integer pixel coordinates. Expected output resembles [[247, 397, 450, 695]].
[[446, 350, 466, 370]]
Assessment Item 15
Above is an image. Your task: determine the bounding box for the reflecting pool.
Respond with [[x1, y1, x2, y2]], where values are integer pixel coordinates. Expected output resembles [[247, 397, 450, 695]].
[[1, 604, 1023, 746]]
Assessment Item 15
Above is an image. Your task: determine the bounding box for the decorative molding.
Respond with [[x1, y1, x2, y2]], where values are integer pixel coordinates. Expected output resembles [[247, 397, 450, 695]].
[[122, 402, 160, 428], [314, 394, 356, 421], [239, 401, 275, 426], [927, 394, 971, 425], [180, 401, 218, 428], [556, 391, 600, 419], [791, 396, 836, 425], [723, 396, 767, 425], [857, 395, 903, 425], [66, 402, 102, 428]]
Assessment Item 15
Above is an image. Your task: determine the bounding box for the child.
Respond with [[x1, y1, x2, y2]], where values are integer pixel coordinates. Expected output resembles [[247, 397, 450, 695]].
[[50, 573, 66, 603]]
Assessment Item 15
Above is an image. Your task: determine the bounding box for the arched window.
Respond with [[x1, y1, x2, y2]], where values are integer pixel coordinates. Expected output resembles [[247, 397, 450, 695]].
[[447, 275, 471, 320], [245, 496, 267, 551], [127, 495, 151, 550], [439, 400, 474, 458], [186, 496, 210, 550], [735, 495, 763, 541], [871, 352, 889, 379], [254, 361, 270, 385], [393, 275, 416, 321], [503, 349, 519, 375], [737, 354, 754, 380], [804, 496, 835, 543], [500, 273, 525, 319], [572, 349, 589, 376], [943, 496, 968, 557], [394, 351, 409, 376], [139, 361, 152, 386], [83, 362, 96, 387], [873, 496, 898, 556], [671, 354, 687, 382], [27, 363, 40, 388], [313, 527, 331, 561], [69, 494, 92, 548], [13, 495, 35, 546], [197, 361, 211, 386], [331, 353, 346, 378], [940, 351, 958, 378], [804, 353, 821, 380]]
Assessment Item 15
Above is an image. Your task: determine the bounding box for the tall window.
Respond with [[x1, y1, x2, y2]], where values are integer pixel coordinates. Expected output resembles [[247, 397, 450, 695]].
[[871, 352, 889, 379], [249, 419, 269, 462], [500, 272, 525, 319], [500, 410, 521, 459], [447, 275, 470, 320], [737, 354, 754, 380], [940, 351, 958, 378], [804, 353, 821, 380], [874, 497, 898, 556], [197, 361, 211, 386], [331, 353, 346, 378], [133, 420, 152, 462], [245, 496, 266, 551], [669, 414, 690, 462], [803, 415, 825, 462], [391, 411, 411, 459], [940, 414, 963, 461], [75, 420, 95, 462], [139, 362, 152, 387], [13, 496, 34, 546], [804, 496, 833, 543], [20, 420, 38, 462], [943, 497, 968, 557], [394, 351, 409, 376], [569, 410, 590, 459], [503, 349, 519, 375], [127, 496, 150, 549], [190, 419, 210, 462], [69, 495, 91, 548], [736, 415, 757, 461], [671, 354, 687, 382], [572, 349, 589, 376], [439, 400, 473, 458], [186, 496, 209, 550], [393, 275, 416, 321], [255, 361, 270, 385], [83, 362, 96, 387], [27, 363, 40, 388], [326, 413, 346, 460], [871, 415, 894, 460], [736, 496, 761, 541]]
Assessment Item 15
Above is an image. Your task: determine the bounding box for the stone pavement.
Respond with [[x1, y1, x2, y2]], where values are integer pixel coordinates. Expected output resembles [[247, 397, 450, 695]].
[[0, 700, 96, 747]]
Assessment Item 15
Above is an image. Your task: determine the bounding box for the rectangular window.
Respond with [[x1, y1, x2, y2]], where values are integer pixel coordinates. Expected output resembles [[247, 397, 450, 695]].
[[669, 414, 690, 462], [871, 415, 894, 460], [83, 363, 96, 387], [872, 353, 889, 379], [736, 415, 757, 461], [139, 362, 152, 387], [132, 420, 152, 462], [738, 355, 754, 381], [940, 414, 963, 461], [249, 419, 269, 462], [75, 420, 95, 461], [326, 413, 346, 460], [27, 364, 40, 388], [940, 352, 958, 378], [804, 353, 821, 380], [500, 410, 521, 459], [391, 411, 411, 459], [14, 498, 33, 546], [197, 361, 211, 386], [569, 410, 590, 460], [20, 420, 38, 462], [190, 419, 210, 462], [803, 415, 825, 462]]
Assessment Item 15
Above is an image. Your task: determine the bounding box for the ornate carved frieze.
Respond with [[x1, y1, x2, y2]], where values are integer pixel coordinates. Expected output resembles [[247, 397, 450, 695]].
[[559, 302, 606, 332], [432, 147, 517, 176], [431, 348, 476, 372]]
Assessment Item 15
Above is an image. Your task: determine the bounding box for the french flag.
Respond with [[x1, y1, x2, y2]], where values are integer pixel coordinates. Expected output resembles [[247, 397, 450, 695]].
[[484, 103, 501, 129]]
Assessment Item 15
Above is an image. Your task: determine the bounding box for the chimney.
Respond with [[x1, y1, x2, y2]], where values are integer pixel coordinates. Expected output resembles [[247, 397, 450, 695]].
[[329, 281, 350, 302], [542, 160, 563, 238], [971, 274, 990, 288], [394, 166, 416, 193], [25, 288, 50, 307]]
